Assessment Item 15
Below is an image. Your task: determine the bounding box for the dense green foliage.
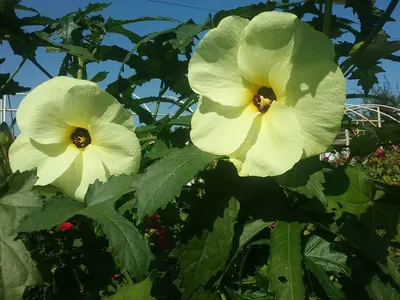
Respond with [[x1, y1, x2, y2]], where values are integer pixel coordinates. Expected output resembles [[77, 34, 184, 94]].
[[1, 0, 400, 299]]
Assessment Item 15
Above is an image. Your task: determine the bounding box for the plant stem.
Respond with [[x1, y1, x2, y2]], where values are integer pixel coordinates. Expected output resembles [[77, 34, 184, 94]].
[[339, 0, 399, 73], [154, 82, 167, 118], [323, 0, 333, 36], [29, 58, 53, 79], [219, 287, 227, 300], [77, 57, 84, 80], [0, 57, 27, 94], [123, 272, 134, 284], [139, 136, 156, 142]]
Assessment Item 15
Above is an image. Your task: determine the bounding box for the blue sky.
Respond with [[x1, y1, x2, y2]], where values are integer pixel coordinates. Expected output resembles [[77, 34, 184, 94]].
[[1, 0, 400, 125]]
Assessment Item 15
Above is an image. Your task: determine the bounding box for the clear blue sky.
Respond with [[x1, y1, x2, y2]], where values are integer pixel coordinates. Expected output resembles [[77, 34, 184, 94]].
[[1, 0, 400, 125]]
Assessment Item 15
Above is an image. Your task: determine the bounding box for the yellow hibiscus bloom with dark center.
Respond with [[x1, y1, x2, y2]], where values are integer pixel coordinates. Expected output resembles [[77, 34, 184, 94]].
[[9, 77, 141, 201], [189, 12, 346, 177]]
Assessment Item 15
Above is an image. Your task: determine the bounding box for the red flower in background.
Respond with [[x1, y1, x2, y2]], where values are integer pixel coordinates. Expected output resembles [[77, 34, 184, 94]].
[[145, 214, 168, 250], [375, 147, 385, 158], [58, 221, 74, 232]]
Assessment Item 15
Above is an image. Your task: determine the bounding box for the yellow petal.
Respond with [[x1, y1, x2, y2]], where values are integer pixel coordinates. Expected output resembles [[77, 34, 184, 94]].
[[230, 101, 303, 177], [9, 133, 80, 185], [273, 60, 345, 156], [190, 96, 259, 155], [17, 76, 95, 143], [9, 133, 48, 172], [52, 146, 107, 201], [61, 85, 133, 129], [188, 16, 257, 107], [237, 12, 298, 87], [35, 143, 80, 186], [89, 120, 141, 176]]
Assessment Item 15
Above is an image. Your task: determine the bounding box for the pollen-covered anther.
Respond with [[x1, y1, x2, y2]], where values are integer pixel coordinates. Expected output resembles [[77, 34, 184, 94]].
[[71, 128, 91, 148]]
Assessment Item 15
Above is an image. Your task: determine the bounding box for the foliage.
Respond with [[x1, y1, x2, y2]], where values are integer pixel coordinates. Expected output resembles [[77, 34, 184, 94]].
[[0, 1, 400, 300]]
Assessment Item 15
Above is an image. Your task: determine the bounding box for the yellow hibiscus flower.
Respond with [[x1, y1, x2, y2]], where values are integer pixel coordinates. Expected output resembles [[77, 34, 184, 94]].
[[9, 76, 141, 201], [189, 12, 346, 177]]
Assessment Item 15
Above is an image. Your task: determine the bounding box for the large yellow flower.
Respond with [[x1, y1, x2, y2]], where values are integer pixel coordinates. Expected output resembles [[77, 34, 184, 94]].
[[9, 77, 141, 201], [189, 12, 345, 177]]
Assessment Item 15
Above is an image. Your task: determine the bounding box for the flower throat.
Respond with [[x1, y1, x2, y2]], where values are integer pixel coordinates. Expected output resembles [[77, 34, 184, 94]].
[[71, 128, 91, 148], [253, 86, 276, 113]]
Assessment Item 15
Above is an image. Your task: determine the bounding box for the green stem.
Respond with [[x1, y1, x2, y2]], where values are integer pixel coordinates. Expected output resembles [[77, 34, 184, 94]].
[[323, 0, 333, 36], [77, 57, 84, 80], [123, 272, 134, 285], [139, 136, 156, 142], [154, 82, 167, 118], [172, 95, 197, 120], [340, 0, 399, 73], [219, 288, 227, 300], [0, 58, 27, 94], [29, 58, 53, 79]]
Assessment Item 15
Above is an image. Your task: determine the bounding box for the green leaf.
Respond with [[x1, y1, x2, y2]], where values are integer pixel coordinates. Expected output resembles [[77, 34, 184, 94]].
[[147, 139, 172, 160], [91, 71, 108, 83], [134, 145, 218, 222], [275, 156, 327, 206], [349, 134, 379, 158], [354, 41, 400, 67], [226, 288, 274, 300], [107, 277, 152, 300], [327, 165, 400, 241], [333, 218, 400, 287], [213, 1, 302, 26], [168, 18, 210, 53], [268, 221, 305, 300], [17, 176, 152, 281], [106, 25, 141, 44], [84, 2, 112, 14], [349, 65, 384, 95], [366, 274, 400, 300], [62, 44, 96, 61], [0, 171, 42, 300], [0, 73, 30, 95], [304, 236, 349, 300], [178, 198, 239, 299], [191, 288, 221, 300]]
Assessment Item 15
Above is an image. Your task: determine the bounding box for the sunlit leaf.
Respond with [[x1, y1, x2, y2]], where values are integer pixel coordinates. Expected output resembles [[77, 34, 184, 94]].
[[0, 171, 42, 299], [268, 221, 305, 300], [366, 274, 400, 300], [304, 235, 349, 300], [17, 176, 152, 281], [178, 198, 239, 299], [107, 277, 152, 300], [134, 145, 218, 222]]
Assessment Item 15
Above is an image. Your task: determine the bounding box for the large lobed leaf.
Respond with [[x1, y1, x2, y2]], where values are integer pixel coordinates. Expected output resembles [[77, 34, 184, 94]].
[[366, 274, 400, 300], [267, 221, 305, 300], [304, 236, 350, 300], [134, 145, 218, 222], [327, 165, 400, 241], [0, 171, 42, 300], [178, 198, 240, 299], [16, 176, 153, 281], [107, 277, 152, 300]]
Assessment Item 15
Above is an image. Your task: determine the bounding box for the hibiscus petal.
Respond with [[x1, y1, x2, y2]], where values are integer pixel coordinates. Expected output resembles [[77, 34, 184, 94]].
[[9, 133, 80, 185], [61, 85, 133, 129], [274, 60, 345, 156], [190, 96, 259, 155], [52, 146, 107, 201], [188, 16, 257, 107], [9, 133, 48, 172], [89, 120, 141, 176], [237, 11, 298, 87], [230, 101, 303, 177], [35, 143, 80, 186], [17, 76, 95, 143]]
